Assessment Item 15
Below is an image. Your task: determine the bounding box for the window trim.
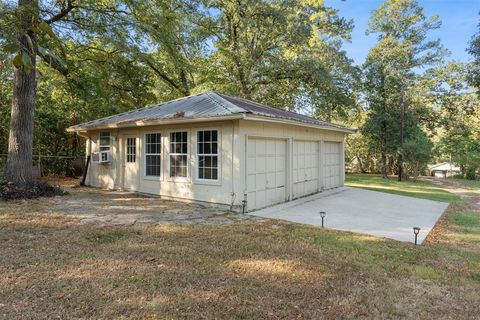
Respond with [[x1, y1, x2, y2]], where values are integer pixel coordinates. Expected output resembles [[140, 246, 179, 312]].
[[167, 129, 190, 182], [98, 131, 111, 152], [126, 137, 137, 163], [194, 128, 221, 185], [143, 132, 163, 180]]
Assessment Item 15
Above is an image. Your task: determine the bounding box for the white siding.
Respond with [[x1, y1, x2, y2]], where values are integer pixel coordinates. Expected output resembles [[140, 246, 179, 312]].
[[85, 120, 239, 205], [83, 118, 346, 210]]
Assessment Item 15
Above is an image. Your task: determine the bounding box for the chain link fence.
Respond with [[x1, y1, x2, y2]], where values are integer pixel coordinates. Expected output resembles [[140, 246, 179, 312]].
[[0, 154, 85, 178]]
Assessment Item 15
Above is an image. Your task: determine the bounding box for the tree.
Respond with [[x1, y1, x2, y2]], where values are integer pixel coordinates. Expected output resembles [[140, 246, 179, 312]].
[[362, 0, 445, 179], [467, 16, 480, 92], [202, 0, 359, 121], [430, 62, 480, 179], [0, 0, 143, 184]]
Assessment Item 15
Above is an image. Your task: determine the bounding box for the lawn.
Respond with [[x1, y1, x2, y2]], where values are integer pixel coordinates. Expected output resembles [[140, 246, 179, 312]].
[[1, 176, 480, 318], [345, 174, 462, 203]]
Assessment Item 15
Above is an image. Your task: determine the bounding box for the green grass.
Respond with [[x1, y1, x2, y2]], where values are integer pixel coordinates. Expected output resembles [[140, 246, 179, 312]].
[[1, 176, 480, 319], [345, 174, 462, 204], [447, 178, 480, 190], [452, 213, 480, 227]]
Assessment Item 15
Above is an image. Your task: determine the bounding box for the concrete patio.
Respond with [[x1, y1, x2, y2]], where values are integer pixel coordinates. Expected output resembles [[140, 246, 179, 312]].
[[41, 186, 261, 226], [250, 187, 450, 244]]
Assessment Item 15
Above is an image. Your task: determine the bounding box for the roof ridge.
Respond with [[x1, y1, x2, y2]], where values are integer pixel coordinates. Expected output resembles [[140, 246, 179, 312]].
[[216, 92, 353, 131], [207, 92, 247, 114]]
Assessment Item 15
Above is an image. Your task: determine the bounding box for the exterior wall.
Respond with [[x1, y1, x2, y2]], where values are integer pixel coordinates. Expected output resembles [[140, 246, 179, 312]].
[[82, 118, 346, 208], [237, 119, 346, 204], [84, 120, 239, 205]]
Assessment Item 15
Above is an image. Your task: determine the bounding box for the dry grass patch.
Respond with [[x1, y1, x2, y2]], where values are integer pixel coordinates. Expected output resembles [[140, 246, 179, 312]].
[[1, 176, 480, 318]]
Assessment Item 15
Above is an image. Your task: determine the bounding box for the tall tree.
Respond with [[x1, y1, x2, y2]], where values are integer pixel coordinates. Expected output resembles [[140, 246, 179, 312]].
[[203, 0, 359, 121], [467, 16, 480, 92], [0, 0, 139, 184], [362, 0, 445, 179]]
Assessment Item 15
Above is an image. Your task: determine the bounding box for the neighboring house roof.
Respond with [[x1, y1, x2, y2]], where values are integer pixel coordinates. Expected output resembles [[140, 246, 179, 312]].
[[67, 92, 355, 133], [428, 162, 461, 172]]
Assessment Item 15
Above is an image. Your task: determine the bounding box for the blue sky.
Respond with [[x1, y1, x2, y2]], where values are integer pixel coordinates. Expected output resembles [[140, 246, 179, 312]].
[[324, 0, 479, 65]]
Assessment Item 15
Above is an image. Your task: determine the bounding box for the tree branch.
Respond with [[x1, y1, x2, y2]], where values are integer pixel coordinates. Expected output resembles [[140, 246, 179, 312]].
[[44, 0, 77, 25]]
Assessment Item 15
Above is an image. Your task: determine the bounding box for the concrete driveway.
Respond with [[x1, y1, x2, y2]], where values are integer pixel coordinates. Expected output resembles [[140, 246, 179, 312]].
[[250, 187, 449, 244]]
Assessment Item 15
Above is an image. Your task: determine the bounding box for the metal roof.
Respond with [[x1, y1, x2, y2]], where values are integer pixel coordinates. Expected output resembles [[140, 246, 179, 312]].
[[67, 91, 355, 133]]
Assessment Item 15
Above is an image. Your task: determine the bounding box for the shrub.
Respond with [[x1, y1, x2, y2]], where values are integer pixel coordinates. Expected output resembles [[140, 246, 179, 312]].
[[0, 179, 68, 201]]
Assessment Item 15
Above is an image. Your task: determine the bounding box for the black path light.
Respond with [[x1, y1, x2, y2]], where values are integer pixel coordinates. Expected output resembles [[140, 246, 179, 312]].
[[319, 211, 326, 228], [413, 227, 421, 245], [241, 193, 248, 215]]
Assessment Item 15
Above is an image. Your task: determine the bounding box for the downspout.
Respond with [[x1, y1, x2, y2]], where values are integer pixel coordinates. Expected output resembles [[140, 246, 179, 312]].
[[76, 131, 91, 186]]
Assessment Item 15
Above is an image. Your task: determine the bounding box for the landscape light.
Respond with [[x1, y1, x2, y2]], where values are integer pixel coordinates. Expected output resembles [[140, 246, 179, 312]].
[[319, 211, 326, 228], [413, 227, 420, 245], [242, 193, 248, 215]]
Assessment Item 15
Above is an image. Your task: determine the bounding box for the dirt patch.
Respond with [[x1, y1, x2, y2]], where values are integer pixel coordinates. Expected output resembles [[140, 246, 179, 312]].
[[424, 178, 480, 212]]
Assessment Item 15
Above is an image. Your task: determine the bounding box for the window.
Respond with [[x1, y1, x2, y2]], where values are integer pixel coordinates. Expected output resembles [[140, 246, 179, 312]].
[[197, 130, 218, 180], [126, 138, 136, 163], [170, 131, 188, 178], [145, 133, 161, 177], [99, 132, 110, 152]]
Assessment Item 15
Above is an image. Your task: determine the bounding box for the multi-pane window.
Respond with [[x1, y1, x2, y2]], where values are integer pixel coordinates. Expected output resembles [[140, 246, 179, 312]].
[[145, 133, 161, 177], [99, 132, 110, 152], [197, 130, 218, 180], [126, 138, 136, 163], [170, 131, 188, 178]]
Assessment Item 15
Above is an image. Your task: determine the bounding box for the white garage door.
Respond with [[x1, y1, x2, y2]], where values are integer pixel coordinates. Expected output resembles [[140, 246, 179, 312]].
[[324, 142, 341, 189], [293, 140, 319, 199], [247, 138, 287, 210]]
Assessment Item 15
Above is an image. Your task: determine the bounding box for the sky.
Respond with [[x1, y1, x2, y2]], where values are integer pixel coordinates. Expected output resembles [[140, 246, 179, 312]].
[[324, 0, 479, 66]]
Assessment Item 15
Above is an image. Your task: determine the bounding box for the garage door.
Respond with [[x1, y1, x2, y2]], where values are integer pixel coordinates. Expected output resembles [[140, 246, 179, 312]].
[[324, 142, 341, 189], [247, 138, 287, 210], [293, 140, 319, 199]]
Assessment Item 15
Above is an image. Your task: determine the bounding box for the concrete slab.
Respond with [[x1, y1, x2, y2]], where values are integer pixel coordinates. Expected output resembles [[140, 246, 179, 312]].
[[250, 187, 450, 244]]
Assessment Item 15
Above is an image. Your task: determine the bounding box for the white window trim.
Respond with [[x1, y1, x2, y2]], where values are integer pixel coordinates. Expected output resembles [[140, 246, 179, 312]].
[[126, 137, 137, 163], [143, 131, 163, 180], [167, 129, 190, 182], [193, 127, 221, 185], [98, 131, 111, 152]]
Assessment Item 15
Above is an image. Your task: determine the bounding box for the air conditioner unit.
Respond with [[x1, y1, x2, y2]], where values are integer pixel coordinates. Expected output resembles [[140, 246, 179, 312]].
[[91, 151, 111, 163]]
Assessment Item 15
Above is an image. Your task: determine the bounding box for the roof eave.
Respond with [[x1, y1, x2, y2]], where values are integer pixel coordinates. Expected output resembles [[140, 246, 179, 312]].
[[243, 114, 357, 134], [66, 114, 246, 133]]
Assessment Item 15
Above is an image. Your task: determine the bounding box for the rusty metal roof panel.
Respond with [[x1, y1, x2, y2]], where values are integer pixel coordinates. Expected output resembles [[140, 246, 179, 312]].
[[68, 91, 354, 132]]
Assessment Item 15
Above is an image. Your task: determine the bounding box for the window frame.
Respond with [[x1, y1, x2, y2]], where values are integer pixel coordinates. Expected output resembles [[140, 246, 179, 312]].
[[126, 137, 137, 163], [143, 132, 163, 180], [167, 129, 190, 182], [194, 128, 221, 185], [98, 131, 110, 152]]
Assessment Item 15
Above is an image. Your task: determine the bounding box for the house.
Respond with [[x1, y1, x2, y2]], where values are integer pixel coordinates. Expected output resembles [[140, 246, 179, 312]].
[[428, 162, 461, 178], [67, 92, 355, 211]]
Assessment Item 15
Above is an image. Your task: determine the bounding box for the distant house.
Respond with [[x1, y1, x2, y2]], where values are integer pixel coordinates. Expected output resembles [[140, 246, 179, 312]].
[[428, 162, 461, 178], [67, 92, 355, 211]]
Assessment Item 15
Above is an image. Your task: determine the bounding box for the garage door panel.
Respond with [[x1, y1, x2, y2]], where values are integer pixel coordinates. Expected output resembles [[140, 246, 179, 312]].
[[293, 141, 319, 199], [324, 142, 341, 189], [255, 157, 265, 173], [247, 138, 287, 210]]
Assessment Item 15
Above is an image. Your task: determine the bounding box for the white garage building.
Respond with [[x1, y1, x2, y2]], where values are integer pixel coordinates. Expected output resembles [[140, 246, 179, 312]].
[[67, 92, 354, 211]]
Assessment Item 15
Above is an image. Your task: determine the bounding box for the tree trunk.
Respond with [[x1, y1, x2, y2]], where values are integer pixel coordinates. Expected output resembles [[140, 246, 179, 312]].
[[380, 147, 387, 178], [398, 88, 405, 181], [3, 0, 37, 185], [357, 156, 366, 173]]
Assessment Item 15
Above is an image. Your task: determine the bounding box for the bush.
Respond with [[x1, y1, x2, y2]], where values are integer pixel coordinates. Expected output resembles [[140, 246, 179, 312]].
[[0, 179, 68, 201], [401, 130, 433, 181]]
